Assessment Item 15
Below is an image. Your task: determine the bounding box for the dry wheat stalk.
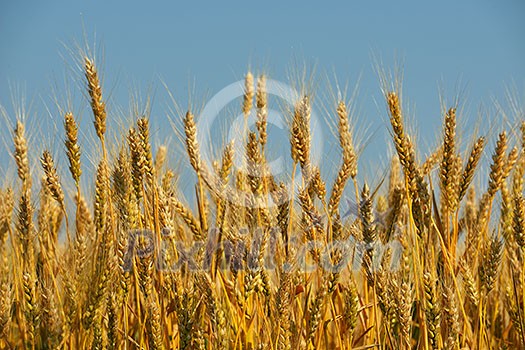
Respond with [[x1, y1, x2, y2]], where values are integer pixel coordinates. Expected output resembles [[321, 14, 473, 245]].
[[146, 297, 164, 350], [275, 267, 292, 350], [184, 111, 205, 177], [337, 101, 358, 179], [328, 101, 358, 219], [22, 271, 37, 347], [458, 136, 485, 203], [476, 132, 512, 232], [247, 131, 263, 196], [14, 121, 31, 192], [2, 60, 525, 349], [84, 57, 107, 141], [506, 286, 525, 347], [94, 160, 109, 238], [64, 112, 82, 184], [220, 141, 234, 183], [504, 146, 519, 180], [171, 197, 201, 240], [112, 151, 135, 300], [386, 92, 430, 234], [38, 179, 56, 259], [397, 277, 413, 349], [442, 284, 459, 350], [38, 279, 60, 347], [423, 271, 441, 350], [387, 93, 418, 191], [0, 274, 12, 335], [440, 107, 458, 215], [128, 127, 144, 202], [106, 293, 118, 349], [342, 280, 359, 341], [243, 72, 254, 117], [290, 96, 312, 177], [479, 236, 503, 292], [307, 280, 327, 346], [311, 166, 326, 203], [40, 150, 65, 208], [17, 192, 35, 271], [73, 194, 91, 283], [359, 183, 376, 245], [488, 132, 509, 197], [196, 273, 226, 347], [512, 152, 525, 196], [138, 117, 155, 180], [513, 194, 525, 247], [256, 74, 268, 147]]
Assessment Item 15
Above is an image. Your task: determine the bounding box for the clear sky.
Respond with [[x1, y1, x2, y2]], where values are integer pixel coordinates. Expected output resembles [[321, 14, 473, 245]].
[[1, 0, 524, 186]]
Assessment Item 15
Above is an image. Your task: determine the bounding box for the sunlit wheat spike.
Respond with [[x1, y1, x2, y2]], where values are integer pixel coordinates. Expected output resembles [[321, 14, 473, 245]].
[[219, 140, 234, 183], [171, 197, 202, 240], [138, 117, 154, 179], [242, 71, 254, 116], [40, 150, 65, 207], [386, 92, 418, 191], [128, 127, 144, 201], [290, 95, 312, 176], [479, 236, 503, 292], [442, 284, 459, 349], [64, 112, 82, 184], [513, 194, 525, 247], [327, 100, 358, 219], [423, 272, 441, 350], [84, 57, 107, 140], [256, 74, 268, 147], [488, 131, 508, 196], [146, 297, 164, 350], [342, 281, 359, 338], [311, 166, 326, 201], [306, 281, 327, 346], [246, 131, 263, 195], [337, 100, 357, 178], [458, 136, 484, 202], [94, 160, 109, 236], [503, 146, 518, 180], [440, 107, 460, 217], [2, 47, 525, 348], [184, 110, 202, 174], [359, 183, 376, 244], [14, 121, 31, 192], [0, 275, 12, 335]]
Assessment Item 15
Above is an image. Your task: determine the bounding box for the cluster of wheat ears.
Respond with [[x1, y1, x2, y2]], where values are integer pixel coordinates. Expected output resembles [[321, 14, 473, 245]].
[[0, 55, 524, 350]]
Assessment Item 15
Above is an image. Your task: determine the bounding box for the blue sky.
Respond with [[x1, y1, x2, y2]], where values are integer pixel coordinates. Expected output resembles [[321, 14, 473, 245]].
[[1, 0, 524, 187]]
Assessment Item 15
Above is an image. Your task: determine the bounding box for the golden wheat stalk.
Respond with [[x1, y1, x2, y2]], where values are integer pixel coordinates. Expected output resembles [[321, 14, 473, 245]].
[[328, 101, 357, 217], [40, 150, 65, 208], [440, 107, 458, 215], [457, 136, 485, 202], [84, 57, 107, 141], [256, 74, 268, 148], [63, 113, 82, 184], [14, 121, 31, 192]]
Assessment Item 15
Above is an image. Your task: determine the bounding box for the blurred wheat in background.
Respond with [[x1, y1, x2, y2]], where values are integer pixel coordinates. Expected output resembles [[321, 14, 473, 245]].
[[0, 53, 524, 350]]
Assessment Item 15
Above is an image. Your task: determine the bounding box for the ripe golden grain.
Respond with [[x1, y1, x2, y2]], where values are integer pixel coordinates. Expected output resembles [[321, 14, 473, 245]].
[[0, 58, 524, 349]]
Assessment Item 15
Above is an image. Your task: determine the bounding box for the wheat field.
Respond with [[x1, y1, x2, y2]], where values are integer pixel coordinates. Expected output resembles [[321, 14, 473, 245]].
[[0, 56, 524, 350]]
